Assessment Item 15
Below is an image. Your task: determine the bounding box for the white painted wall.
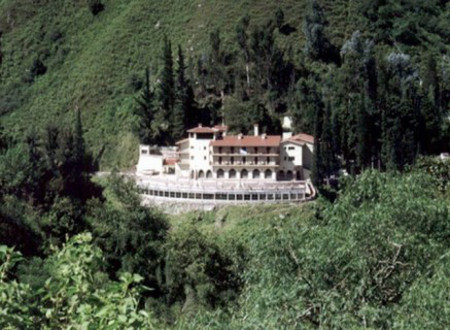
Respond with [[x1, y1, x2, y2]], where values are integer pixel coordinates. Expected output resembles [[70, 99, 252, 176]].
[[137, 145, 164, 174], [189, 135, 213, 173], [280, 142, 303, 171]]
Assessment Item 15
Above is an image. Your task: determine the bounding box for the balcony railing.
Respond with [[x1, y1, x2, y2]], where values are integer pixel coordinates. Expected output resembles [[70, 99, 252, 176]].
[[212, 161, 279, 167], [212, 152, 279, 157]]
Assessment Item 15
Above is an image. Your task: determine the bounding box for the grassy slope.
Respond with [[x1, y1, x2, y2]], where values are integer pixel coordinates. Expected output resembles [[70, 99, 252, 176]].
[[0, 0, 355, 169]]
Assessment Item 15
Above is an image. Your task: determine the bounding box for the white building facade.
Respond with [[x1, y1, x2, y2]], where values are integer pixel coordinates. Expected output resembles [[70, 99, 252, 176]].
[[166, 124, 313, 181]]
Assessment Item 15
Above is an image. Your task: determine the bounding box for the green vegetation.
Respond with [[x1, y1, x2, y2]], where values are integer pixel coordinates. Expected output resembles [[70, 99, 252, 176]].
[[2, 157, 449, 327], [1, 1, 448, 170], [1, 0, 450, 327]]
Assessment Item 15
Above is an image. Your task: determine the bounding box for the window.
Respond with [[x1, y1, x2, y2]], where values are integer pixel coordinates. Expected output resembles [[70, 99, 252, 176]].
[[204, 146, 207, 150], [229, 169, 237, 178], [217, 169, 225, 178], [191, 146, 194, 149], [197, 133, 214, 139], [204, 156, 207, 160], [288, 157, 295, 161], [288, 146, 295, 150], [219, 147, 222, 153], [254, 147, 258, 153], [243, 157, 246, 164], [141, 149, 148, 154], [255, 157, 258, 164], [266, 147, 270, 153], [191, 156, 194, 160], [219, 157, 222, 165], [231, 147, 235, 153]]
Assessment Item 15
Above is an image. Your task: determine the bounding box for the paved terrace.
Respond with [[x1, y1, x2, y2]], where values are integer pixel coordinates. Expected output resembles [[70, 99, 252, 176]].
[[136, 174, 315, 204]]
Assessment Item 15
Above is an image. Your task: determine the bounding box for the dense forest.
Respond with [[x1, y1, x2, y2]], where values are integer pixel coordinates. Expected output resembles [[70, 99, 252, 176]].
[[1, 0, 450, 328]]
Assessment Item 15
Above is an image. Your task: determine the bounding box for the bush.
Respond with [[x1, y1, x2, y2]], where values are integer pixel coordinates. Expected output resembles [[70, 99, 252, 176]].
[[88, 0, 104, 16]]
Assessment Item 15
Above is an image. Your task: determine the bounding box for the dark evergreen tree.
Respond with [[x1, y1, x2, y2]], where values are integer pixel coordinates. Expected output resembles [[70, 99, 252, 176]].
[[172, 46, 187, 141], [321, 102, 338, 179], [208, 29, 227, 99], [275, 7, 285, 30], [338, 32, 378, 172], [311, 100, 324, 188], [303, 0, 339, 64], [174, 45, 198, 134], [0, 32, 3, 69], [380, 53, 421, 170], [134, 68, 156, 145], [292, 75, 321, 135], [159, 36, 175, 139], [236, 14, 251, 89]]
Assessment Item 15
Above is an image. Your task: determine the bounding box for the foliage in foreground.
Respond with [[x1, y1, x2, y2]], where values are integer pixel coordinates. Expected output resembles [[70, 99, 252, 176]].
[[0, 233, 157, 329], [176, 170, 450, 328], [1, 165, 450, 328]]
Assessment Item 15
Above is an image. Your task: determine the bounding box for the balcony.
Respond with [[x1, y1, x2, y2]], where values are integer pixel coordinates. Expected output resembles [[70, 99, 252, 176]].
[[212, 152, 279, 157], [212, 161, 279, 168]]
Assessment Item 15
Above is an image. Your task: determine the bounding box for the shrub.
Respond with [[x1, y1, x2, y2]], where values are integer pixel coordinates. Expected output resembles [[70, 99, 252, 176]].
[[88, 0, 104, 16]]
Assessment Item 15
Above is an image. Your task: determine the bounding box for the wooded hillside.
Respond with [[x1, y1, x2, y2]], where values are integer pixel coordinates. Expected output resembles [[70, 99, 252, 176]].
[[1, 0, 449, 169]]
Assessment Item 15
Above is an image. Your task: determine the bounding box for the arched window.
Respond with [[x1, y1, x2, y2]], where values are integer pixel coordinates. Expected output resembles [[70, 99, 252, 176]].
[[241, 169, 248, 179], [253, 169, 260, 179], [265, 169, 272, 179], [286, 171, 293, 180], [198, 170, 205, 178], [229, 169, 237, 179], [217, 169, 225, 178], [277, 171, 285, 180], [206, 170, 213, 178]]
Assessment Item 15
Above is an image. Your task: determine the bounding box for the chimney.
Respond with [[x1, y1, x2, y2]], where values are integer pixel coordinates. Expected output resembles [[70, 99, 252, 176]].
[[254, 123, 259, 136], [238, 133, 244, 140], [261, 133, 267, 140], [198, 123, 202, 127]]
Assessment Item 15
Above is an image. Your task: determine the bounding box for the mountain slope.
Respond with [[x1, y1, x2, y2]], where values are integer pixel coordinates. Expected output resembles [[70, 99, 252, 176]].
[[1, 0, 448, 168]]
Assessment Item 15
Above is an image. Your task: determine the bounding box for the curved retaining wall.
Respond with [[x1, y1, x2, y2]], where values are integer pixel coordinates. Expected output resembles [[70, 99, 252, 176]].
[[138, 180, 314, 205]]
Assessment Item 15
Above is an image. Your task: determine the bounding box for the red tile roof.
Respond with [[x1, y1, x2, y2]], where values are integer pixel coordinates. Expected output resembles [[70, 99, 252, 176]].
[[187, 127, 218, 133], [187, 124, 228, 133], [164, 158, 178, 166], [285, 133, 314, 144], [210, 135, 281, 147], [175, 138, 189, 145], [213, 125, 228, 132]]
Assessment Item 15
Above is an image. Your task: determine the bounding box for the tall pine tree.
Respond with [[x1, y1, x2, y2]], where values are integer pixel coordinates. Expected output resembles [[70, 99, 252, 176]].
[[134, 68, 156, 145], [159, 36, 175, 142]]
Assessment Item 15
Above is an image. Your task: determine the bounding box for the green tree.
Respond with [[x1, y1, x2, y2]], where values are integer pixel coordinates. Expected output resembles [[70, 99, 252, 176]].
[[164, 224, 241, 310], [159, 36, 175, 141], [311, 98, 324, 187], [0, 234, 158, 329], [88, 174, 169, 294], [134, 68, 161, 145], [236, 14, 251, 88], [275, 7, 285, 30], [174, 45, 197, 137], [303, 0, 338, 64]]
